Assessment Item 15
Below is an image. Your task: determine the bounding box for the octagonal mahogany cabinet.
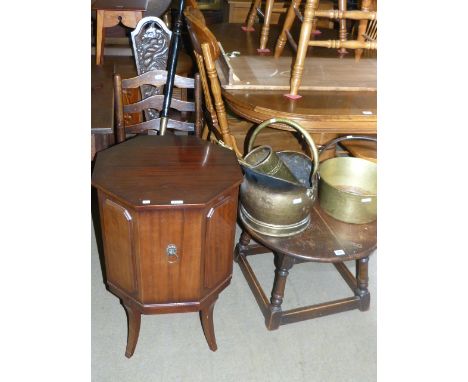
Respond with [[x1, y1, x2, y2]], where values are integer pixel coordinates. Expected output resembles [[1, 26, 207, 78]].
[[92, 135, 243, 356]]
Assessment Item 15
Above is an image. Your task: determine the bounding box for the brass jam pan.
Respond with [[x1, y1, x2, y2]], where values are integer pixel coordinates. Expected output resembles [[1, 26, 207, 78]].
[[318, 136, 377, 224]]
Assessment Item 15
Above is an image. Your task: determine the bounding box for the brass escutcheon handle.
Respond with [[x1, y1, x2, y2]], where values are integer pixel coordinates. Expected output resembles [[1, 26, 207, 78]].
[[166, 244, 178, 262]]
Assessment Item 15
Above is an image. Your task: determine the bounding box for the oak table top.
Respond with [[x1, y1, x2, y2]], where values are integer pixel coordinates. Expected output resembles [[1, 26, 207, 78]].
[[246, 203, 377, 263]]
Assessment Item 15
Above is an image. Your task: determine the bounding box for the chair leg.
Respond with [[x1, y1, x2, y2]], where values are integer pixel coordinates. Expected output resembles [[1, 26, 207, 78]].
[[242, 0, 261, 32], [355, 0, 372, 62], [258, 0, 275, 53], [337, 0, 349, 56], [274, 0, 301, 58], [95, 10, 105, 65], [286, 0, 318, 99], [265, 253, 295, 330]]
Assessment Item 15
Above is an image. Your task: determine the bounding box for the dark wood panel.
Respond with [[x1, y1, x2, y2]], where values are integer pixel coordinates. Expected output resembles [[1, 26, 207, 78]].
[[203, 191, 238, 289], [92, 136, 243, 208], [100, 194, 136, 293], [138, 209, 203, 303]]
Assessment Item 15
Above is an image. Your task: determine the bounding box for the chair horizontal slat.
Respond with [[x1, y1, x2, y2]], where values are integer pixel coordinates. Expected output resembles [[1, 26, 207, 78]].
[[121, 70, 195, 89], [314, 10, 377, 21], [123, 94, 196, 113], [308, 39, 377, 49], [125, 118, 195, 134]]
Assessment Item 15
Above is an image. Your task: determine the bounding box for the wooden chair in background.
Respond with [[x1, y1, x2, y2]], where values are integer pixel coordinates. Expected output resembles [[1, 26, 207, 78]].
[[354, 0, 377, 62], [275, 0, 377, 99], [184, 6, 243, 157], [242, 0, 288, 53], [113, 69, 202, 143]]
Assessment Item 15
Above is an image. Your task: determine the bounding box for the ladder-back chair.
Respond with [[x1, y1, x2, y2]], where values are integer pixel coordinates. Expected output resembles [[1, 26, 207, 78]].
[[184, 6, 242, 157], [113, 69, 202, 143], [275, 0, 377, 99]]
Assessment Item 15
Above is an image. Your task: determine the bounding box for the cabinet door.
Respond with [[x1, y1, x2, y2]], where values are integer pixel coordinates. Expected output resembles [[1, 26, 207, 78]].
[[204, 192, 238, 290], [101, 196, 137, 294], [138, 209, 203, 304]]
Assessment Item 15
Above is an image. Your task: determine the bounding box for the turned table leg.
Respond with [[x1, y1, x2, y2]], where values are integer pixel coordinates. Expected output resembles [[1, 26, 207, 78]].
[[356, 257, 370, 311], [200, 297, 218, 351], [123, 302, 141, 358], [266, 253, 295, 330], [235, 230, 252, 262]]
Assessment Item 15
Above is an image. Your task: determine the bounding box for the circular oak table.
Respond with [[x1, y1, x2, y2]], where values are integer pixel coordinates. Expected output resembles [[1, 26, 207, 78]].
[[235, 203, 376, 330], [222, 88, 377, 135]]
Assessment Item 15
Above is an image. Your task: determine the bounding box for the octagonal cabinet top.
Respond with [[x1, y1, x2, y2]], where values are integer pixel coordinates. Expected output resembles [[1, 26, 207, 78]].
[[92, 136, 243, 209]]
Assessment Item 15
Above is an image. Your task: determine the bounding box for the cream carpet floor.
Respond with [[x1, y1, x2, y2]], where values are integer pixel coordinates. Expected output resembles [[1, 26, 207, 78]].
[[91, 222, 377, 382]]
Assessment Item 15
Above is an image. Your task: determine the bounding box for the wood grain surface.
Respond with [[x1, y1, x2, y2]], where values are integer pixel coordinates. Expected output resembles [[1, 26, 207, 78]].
[[218, 55, 376, 91], [92, 135, 243, 208]]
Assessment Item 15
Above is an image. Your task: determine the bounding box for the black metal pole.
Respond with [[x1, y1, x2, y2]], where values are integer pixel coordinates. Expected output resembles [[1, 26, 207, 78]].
[[159, 0, 185, 135]]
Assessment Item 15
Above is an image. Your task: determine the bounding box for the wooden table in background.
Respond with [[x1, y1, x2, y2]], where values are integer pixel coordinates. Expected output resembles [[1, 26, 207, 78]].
[[210, 23, 377, 152], [92, 0, 147, 65]]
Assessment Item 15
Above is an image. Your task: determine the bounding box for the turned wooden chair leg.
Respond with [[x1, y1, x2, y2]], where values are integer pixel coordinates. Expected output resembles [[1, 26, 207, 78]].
[[243, 0, 261, 32], [258, 0, 275, 53], [95, 10, 105, 65], [337, 0, 348, 56], [356, 257, 370, 311], [266, 253, 295, 330], [355, 0, 372, 62], [200, 297, 218, 351], [286, 0, 318, 99], [123, 302, 141, 358], [274, 0, 302, 58]]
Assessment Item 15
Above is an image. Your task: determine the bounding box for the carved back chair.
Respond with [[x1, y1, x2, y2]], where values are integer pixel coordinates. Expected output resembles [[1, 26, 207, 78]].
[[274, 0, 377, 98], [113, 69, 202, 143], [184, 6, 242, 157], [131, 16, 172, 121]]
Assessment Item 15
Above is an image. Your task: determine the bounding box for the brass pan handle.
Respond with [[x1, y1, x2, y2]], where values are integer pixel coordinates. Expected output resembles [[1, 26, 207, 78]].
[[246, 118, 319, 179], [319, 135, 377, 156]]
